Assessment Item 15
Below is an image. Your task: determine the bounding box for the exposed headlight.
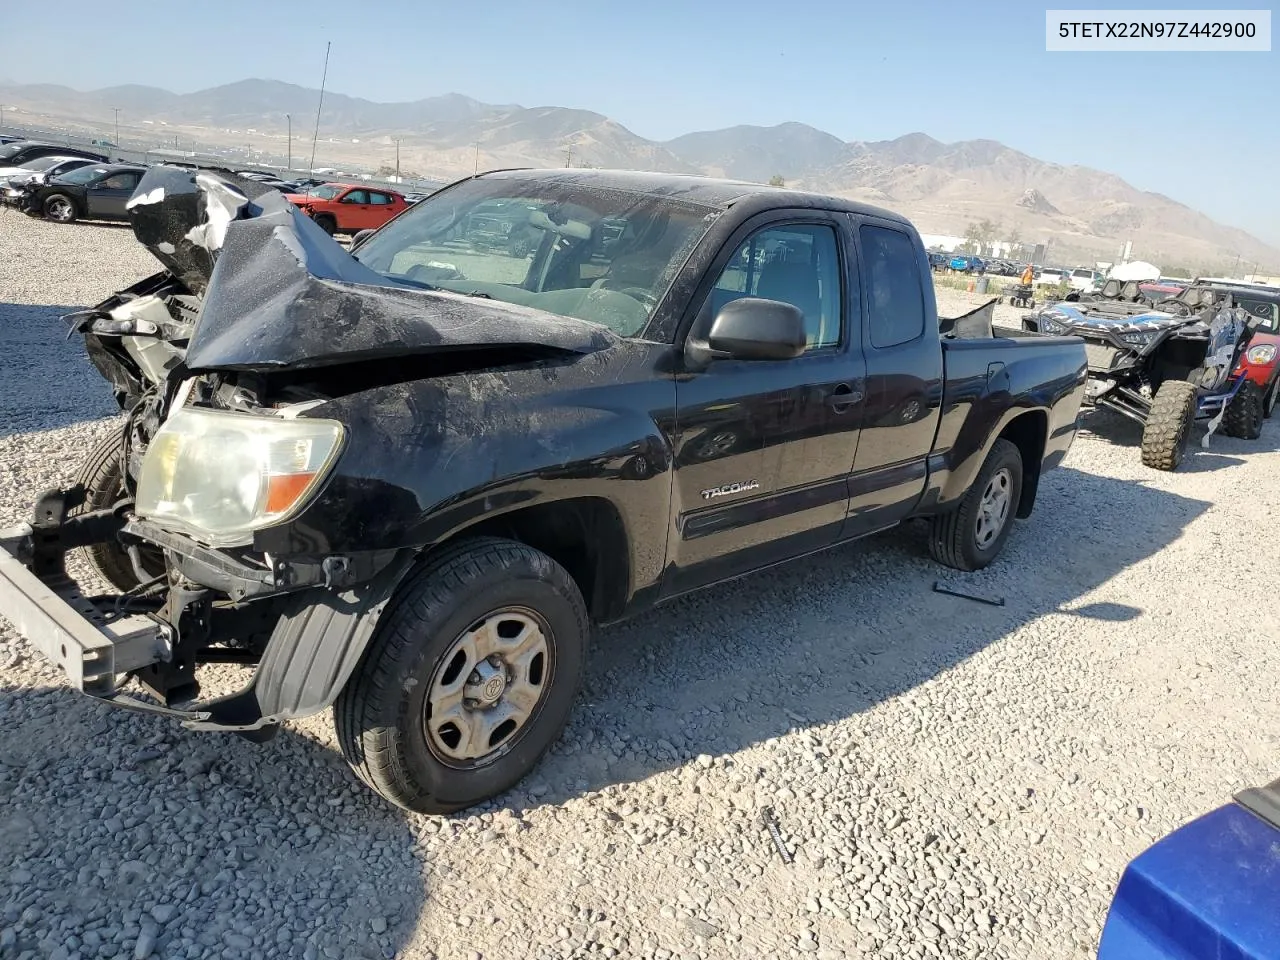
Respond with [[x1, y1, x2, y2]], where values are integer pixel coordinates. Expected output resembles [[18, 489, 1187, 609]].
[[1120, 331, 1158, 347], [135, 407, 345, 546], [1039, 316, 1066, 334], [1246, 344, 1278, 364]]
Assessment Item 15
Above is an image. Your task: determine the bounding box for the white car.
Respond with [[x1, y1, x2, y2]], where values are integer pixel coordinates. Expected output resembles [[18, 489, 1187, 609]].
[[1069, 268, 1103, 292], [1036, 268, 1068, 287], [0, 155, 97, 185]]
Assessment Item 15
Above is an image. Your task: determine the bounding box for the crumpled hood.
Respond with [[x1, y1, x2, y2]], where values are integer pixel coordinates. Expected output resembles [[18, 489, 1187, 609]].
[[124, 166, 618, 372]]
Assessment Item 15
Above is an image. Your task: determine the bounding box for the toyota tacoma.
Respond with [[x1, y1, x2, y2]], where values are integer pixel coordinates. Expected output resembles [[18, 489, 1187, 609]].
[[0, 167, 1086, 813]]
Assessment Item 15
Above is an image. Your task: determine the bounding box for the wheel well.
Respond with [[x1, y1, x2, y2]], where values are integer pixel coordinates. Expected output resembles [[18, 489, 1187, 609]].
[[442, 498, 630, 622], [998, 411, 1047, 518]]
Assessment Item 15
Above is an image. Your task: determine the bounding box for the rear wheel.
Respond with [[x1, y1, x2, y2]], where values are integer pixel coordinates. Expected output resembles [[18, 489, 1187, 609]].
[[928, 438, 1023, 571], [335, 537, 589, 814], [1140, 380, 1197, 470], [313, 214, 337, 236], [43, 193, 78, 223], [69, 432, 164, 590], [1223, 379, 1264, 439]]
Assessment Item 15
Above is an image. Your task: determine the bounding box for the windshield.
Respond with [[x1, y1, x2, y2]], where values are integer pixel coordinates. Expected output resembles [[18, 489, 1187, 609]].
[[54, 166, 109, 185], [305, 184, 343, 200], [0, 143, 29, 160], [353, 178, 720, 338]]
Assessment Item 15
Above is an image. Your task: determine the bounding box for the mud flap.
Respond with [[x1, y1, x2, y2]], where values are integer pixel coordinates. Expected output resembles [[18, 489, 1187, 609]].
[[183, 550, 417, 731]]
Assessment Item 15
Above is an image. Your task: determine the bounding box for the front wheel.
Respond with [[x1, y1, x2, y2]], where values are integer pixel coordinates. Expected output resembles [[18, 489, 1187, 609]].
[[312, 214, 337, 236], [335, 538, 589, 814], [928, 438, 1023, 571], [1140, 379, 1197, 470], [1223, 379, 1264, 439], [43, 193, 78, 223], [69, 432, 164, 590]]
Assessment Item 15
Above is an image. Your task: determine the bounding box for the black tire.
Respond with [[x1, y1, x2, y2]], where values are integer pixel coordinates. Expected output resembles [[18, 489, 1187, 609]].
[[1140, 380, 1197, 470], [1264, 378, 1279, 419], [313, 214, 337, 236], [68, 432, 164, 590], [928, 438, 1023, 572], [43, 193, 79, 223], [335, 537, 589, 814], [1223, 379, 1264, 440]]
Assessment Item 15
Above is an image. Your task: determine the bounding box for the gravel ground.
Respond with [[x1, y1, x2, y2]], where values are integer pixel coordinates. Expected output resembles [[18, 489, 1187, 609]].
[[2, 209, 1280, 960]]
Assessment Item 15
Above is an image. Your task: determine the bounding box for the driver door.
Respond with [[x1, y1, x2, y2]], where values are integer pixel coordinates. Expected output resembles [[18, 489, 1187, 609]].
[[339, 189, 373, 230], [87, 171, 140, 219]]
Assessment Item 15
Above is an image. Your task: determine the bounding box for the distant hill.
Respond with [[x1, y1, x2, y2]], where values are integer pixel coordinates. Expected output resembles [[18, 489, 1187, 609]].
[[1, 78, 1274, 269]]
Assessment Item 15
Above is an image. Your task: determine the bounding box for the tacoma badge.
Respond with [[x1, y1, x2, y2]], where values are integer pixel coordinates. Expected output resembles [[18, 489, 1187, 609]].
[[700, 480, 760, 500]]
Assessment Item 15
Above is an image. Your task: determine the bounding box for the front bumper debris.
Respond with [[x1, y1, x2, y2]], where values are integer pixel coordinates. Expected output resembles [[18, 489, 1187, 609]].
[[0, 523, 168, 696]]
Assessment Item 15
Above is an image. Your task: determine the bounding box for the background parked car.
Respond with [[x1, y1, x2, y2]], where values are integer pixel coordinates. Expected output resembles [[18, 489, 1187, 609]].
[[283, 182, 409, 235], [1069, 267, 1103, 292], [1036, 267, 1069, 287], [1, 156, 99, 207], [21, 163, 147, 223], [0, 140, 108, 168]]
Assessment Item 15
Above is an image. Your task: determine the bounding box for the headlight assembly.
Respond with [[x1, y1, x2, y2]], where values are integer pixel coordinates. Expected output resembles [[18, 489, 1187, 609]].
[[1039, 316, 1066, 334], [1119, 330, 1158, 348], [1246, 343, 1278, 364], [135, 407, 345, 546]]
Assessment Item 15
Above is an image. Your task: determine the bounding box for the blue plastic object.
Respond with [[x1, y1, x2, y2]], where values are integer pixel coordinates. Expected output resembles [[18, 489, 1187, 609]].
[[1097, 801, 1280, 960]]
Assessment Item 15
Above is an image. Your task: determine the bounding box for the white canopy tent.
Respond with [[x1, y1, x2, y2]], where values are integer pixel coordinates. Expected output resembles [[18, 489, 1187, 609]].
[[1108, 260, 1161, 282]]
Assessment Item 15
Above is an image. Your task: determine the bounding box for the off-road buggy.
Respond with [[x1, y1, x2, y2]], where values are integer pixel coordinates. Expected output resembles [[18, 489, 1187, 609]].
[[1023, 284, 1265, 470]]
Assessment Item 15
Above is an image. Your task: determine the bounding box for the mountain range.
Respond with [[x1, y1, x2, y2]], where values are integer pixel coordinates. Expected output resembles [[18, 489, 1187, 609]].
[[2, 78, 1275, 270]]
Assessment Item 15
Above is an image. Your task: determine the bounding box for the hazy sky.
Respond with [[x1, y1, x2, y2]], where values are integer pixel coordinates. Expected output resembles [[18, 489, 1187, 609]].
[[3, 0, 1277, 242]]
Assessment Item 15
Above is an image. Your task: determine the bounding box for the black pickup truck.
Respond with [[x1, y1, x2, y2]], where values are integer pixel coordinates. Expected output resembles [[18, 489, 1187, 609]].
[[0, 168, 1085, 813]]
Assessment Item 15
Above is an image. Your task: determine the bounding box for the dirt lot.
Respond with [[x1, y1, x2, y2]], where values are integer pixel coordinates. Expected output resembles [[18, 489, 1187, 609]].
[[2, 210, 1279, 960]]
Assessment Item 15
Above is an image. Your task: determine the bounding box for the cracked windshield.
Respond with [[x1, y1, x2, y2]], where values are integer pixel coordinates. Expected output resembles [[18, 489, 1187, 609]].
[[0, 2, 1277, 960]]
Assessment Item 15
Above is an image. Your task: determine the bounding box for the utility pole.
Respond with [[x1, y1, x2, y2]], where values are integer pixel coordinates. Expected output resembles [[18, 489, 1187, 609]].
[[565, 147, 572, 168], [113, 107, 120, 149], [473, 141, 480, 175], [286, 114, 292, 171], [394, 138, 401, 182]]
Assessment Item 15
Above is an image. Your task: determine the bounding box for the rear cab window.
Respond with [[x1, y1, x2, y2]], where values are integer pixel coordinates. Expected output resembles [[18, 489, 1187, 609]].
[[859, 224, 925, 348]]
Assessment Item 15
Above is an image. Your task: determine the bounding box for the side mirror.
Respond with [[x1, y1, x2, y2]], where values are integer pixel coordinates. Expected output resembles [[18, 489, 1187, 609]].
[[686, 297, 807, 368], [350, 228, 375, 251]]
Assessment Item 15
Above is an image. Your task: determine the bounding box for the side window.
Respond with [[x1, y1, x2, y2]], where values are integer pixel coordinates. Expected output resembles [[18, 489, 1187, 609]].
[[367, 192, 391, 205], [706, 223, 842, 350], [860, 225, 925, 348], [99, 173, 138, 190], [341, 189, 369, 204]]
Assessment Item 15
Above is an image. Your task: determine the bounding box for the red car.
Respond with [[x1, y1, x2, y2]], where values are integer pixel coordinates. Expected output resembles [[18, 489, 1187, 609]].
[[283, 182, 408, 236]]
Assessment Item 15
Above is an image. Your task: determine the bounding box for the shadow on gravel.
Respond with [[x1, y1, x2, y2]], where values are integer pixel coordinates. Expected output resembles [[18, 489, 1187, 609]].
[[1081, 406, 1280, 469], [0, 683, 425, 960], [511, 465, 1211, 807], [0, 302, 118, 439]]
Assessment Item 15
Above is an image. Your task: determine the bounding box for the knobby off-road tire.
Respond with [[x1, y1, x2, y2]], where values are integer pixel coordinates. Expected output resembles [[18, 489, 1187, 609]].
[[69, 432, 163, 591], [1223, 379, 1264, 439], [1140, 380, 1198, 471], [335, 537, 589, 814], [928, 438, 1023, 572]]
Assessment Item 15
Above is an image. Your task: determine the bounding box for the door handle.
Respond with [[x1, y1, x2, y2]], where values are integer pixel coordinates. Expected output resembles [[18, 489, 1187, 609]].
[[825, 383, 863, 411]]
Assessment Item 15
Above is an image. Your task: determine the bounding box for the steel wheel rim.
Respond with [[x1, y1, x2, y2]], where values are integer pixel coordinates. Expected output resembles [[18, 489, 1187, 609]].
[[423, 607, 554, 768], [975, 468, 1012, 548], [48, 198, 72, 221]]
